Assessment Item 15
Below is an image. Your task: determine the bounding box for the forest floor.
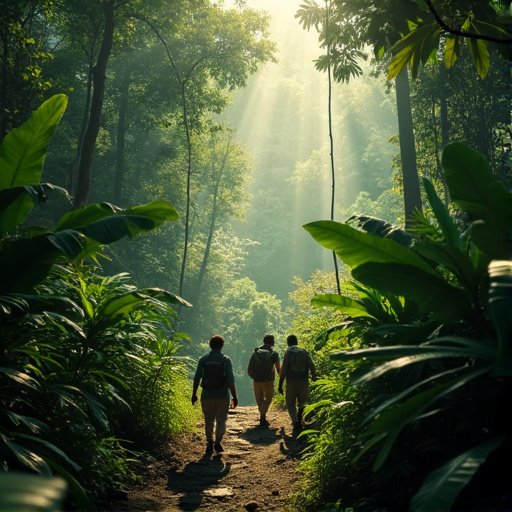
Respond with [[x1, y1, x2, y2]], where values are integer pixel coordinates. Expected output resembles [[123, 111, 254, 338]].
[[109, 405, 307, 512]]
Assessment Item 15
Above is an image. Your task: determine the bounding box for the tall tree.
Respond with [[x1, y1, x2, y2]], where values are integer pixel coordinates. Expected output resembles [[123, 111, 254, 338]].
[[187, 124, 251, 306], [133, 4, 275, 298], [296, 0, 424, 223], [74, 0, 116, 209], [296, 0, 510, 223]]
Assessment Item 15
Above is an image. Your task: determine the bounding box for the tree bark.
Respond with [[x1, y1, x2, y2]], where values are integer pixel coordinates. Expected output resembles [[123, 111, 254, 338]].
[[395, 67, 422, 225], [114, 66, 130, 205], [74, 0, 115, 209]]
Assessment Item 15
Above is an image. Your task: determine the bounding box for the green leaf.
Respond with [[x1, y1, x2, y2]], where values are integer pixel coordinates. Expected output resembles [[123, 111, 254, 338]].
[[347, 214, 413, 245], [331, 342, 494, 365], [0, 95, 68, 190], [15, 432, 81, 472], [467, 36, 490, 79], [411, 435, 507, 512], [443, 35, 460, 68], [441, 143, 512, 259], [103, 288, 191, 317], [2, 437, 51, 475], [487, 260, 512, 376], [387, 23, 440, 80], [1, 201, 180, 293], [55, 202, 119, 230], [362, 370, 488, 470], [422, 178, 461, 249], [124, 200, 179, 226], [0, 184, 71, 234], [303, 220, 437, 275], [311, 293, 377, 320], [411, 243, 478, 299], [0, 472, 67, 511], [0, 366, 41, 390], [351, 262, 471, 322]]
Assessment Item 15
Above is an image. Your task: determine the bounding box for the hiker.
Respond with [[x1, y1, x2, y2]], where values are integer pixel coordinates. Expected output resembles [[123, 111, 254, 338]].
[[192, 335, 238, 453], [247, 334, 281, 426], [278, 334, 316, 432]]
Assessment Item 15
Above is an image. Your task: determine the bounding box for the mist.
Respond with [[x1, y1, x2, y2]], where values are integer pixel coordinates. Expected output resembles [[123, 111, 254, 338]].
[[221, 0, 399, 304]]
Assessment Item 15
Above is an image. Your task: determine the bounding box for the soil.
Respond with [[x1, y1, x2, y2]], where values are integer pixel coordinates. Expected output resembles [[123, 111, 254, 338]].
[[111, 405, 306, 512]]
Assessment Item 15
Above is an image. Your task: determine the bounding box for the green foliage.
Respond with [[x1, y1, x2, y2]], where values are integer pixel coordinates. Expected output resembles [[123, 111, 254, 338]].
[[385, 1, 509, 79], [0, 95, 192, 508], [0, 472, 67, 512], [303, 142, 512, 510]]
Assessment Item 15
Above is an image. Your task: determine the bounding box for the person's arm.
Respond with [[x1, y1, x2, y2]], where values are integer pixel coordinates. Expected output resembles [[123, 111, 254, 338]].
[[278, 372, 285, 394], [278, 351, 286, 394], [229, 384, 238, 408], [225, 357, 238, 407], [192, 376, 200, 404], [191, 359, 202, 404]]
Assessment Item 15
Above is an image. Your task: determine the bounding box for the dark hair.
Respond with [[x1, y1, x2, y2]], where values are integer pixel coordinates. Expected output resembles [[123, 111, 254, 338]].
[[263, 334, 275, 346], [287, 334, 298, 346], [209, 335, 225, 349]]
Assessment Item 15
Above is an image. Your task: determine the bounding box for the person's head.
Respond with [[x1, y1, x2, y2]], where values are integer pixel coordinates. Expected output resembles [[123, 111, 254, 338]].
[[287, 334, 298, 347], [263, 334, 275, 346], [209, 335, 225, 350]]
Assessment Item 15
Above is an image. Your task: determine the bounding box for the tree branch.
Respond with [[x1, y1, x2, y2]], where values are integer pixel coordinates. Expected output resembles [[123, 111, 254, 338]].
[[425, 0, 512, 44]]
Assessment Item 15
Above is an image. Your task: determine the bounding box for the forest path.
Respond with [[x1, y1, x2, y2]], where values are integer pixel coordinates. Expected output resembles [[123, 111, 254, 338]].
[[114, 405, 306, 512]]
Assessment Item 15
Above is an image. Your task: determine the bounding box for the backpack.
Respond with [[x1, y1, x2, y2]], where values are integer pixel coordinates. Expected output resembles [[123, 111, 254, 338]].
[[247, 347, 272, 381], [202, 357, 227, 390], [287, 347, 309, 379]]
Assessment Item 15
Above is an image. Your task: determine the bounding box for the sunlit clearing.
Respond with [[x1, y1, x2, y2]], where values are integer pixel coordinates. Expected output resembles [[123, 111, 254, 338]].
[[223, 0, 399, 298]]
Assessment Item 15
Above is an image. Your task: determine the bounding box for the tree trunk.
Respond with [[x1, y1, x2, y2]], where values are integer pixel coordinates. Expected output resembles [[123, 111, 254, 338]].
[[74, 0, 115, 209], [395, 67, 422, 225], [114, 66, 130, 205], [439, 64, 450, 204]]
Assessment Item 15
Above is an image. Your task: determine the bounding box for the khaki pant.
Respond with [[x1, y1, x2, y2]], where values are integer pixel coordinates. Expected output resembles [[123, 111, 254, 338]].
[[285, 378, 309, 423], [253, 380, 274, 417], [201, 398, 230, 443]]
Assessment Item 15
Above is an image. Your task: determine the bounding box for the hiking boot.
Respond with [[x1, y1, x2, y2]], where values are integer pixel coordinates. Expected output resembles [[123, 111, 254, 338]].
[[259, 416, 269, 427], [206, 440, 214, 452], [214, 443, 224, 453]]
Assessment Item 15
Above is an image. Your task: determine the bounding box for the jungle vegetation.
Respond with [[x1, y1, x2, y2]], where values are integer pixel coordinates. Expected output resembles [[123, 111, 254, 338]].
[[0, 0, 511, 510]]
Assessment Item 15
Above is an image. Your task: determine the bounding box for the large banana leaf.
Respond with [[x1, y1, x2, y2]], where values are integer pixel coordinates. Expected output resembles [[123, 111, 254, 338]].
[[0, 95, 68, 190], [351, 262, 471, 322], [487, 260, 512, 376], [0, 200, 179, 293], [360, 367, 489, 471], [411, 435, 507, 512], [441, 142, 512, 260], [102, 288, 191, 318], [311, 293, 377, 320], [303, 220, 437, 275], [422, 178, 461, 250]]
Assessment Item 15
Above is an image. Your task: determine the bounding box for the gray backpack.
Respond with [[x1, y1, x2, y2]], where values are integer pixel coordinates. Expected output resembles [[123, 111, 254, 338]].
[[287, 348, 309, 378], [248, 347, 272, 381]]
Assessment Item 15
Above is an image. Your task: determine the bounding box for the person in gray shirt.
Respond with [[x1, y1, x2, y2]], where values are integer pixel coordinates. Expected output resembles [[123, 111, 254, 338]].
[[278, 334, 316, 432]]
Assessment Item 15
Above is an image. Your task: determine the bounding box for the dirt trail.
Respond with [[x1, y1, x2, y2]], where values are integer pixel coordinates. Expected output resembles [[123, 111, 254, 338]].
[[113, 405, 306, 512]]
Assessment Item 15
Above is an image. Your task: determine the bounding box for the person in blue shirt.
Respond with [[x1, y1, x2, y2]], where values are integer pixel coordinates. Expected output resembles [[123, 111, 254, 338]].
[[192, 335, 238, 453]]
